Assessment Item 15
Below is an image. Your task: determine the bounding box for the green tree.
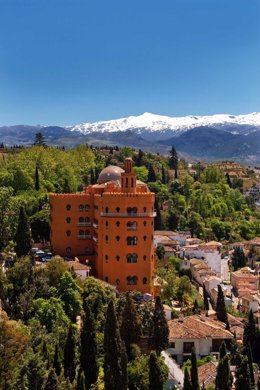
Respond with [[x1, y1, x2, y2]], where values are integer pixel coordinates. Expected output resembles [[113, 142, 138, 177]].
[[34, 132, 46, 147], [80, 304, 99, 389], [149, 296, 169, 354], [216, 285, 229, 330], [232, 247, 246, 271], [203, 284, 209, 311], [104, 300, 127, 390], [64, 324, 77, 383], [235, 356, 251, 390], [14, 206, 32, 258], [183, 367, 192, 390], [216, 355, 232, 390], [76, 370, 86, 390], [243, 310, 260, 364], [120, 292, 142, 359], [44, 368, 59, 390], [53, 343, 61, 377], [169, 146, 178, 178], [34, 297, 70, 332], [58, 271, 82, 322], [190, 348, 200, 390], [148, 351, 168, 390], [35, 165, 40, 191], [161, 165, 167, 184], [148, 164, 157, 182], [247, 344, 255, 388], [154, 197, 162, 230], [219, 341, 227, 359]]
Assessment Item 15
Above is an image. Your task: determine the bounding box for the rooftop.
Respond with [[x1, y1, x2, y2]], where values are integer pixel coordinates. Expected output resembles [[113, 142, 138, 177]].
[[168, 315, 233, 340]]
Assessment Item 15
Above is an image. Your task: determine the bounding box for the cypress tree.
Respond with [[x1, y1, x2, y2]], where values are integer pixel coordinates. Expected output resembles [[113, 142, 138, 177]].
[[149, 296, 169, 355], [148, 163, 157, 182], [136, 149, 145, 166], [120, 292, 142, 359], [44, 368, 59, 390], [216, 285, 230, 330], [232, 247, 246, 271], [148, 351, 165, 390], [64, 324, 77, 383], [219, 341, 227, 359], [90, 169, 95, 185], [35, 165, 40, 191], [243, 309, 260, 363], [104, 300, 127, 390], [76, 370, 86, 390], [235, 356, 251, 390], [34, 132, 46, 147], [226, 173, 232, 188], [247, 344, 255, 388], [14, 206, 32, 257], [183, 367, 192, 390], [80, 304, 99, 389], [169, 146, 178, 178], [215, 355, 232, 390], [161, 165, 166, 184], [154, 197, 162, 230], [192, 299, 199, 314], [190, 348, 200, 390], [53, 343, 61, 376], [203, 284, 209, 311]]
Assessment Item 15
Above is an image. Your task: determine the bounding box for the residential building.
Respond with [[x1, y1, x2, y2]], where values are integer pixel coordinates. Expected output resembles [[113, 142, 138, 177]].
[[49, 158, 156, 295], [167, 315, 233, 363], [239, 294, 260, 313], [230, 267, 259, 296]]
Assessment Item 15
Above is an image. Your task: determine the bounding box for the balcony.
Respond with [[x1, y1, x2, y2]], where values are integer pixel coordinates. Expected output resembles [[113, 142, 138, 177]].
[[100, 211, 157, 218], [77, 235, 91, 240], [78, 222, 92, 227]]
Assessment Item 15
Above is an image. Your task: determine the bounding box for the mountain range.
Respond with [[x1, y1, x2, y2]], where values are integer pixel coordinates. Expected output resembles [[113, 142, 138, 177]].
[[1, 112, 260, 164]]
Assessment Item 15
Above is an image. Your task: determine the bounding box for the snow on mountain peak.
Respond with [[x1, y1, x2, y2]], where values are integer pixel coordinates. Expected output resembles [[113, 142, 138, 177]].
[[68, 112, 260, 136]]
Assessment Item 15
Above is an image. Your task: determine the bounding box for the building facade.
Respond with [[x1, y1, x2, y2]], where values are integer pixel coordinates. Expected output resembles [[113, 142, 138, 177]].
[[49, 158, 156, 295]]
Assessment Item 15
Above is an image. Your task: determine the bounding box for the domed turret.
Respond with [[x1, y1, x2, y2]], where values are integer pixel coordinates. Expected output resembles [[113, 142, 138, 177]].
[[97, 165, 125, 184]]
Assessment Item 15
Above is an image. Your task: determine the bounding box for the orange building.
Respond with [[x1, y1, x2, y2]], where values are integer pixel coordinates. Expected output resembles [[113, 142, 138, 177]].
[[49, 158, 156, 295]]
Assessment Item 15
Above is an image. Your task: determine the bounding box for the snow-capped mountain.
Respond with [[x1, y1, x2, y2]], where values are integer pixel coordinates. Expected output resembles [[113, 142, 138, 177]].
[[68, 112, 260, 140], [0, 112, 260, 164]]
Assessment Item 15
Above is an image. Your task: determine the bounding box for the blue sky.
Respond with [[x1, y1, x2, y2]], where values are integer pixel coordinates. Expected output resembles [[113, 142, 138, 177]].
[[0, 0, 259, 125]]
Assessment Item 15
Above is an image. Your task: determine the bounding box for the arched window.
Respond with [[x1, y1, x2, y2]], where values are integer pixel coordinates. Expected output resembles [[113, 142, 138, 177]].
[[79, 204, 84, 211], [132, 207, 138, 214], [66, 217, 71, 223], [116, 221, 120, 227], [66, 246, 71, 253], [85, 217, 90, 224], [116, 279, 120, 285], [105, 207, 109, 213], [116, 207, 120, 212], [143, 255, 147, 261], [66, 230, 71, 237], [105, 221, 109, 227], [105, 254, 108, 262], [85, 204, 90, 211], [143, 207, 147, 212], [126, 276, 132, 285], [143, 221, 147, 227], [105, 235, 108, 242], [66, 204, 71, 211], [85, 230, 90, 237], [132, 276, 138, 285], [116, 236, 120, 242], [127, 254, 138, 263], [143, 235, 147, 241], [79, 230, 84, 236], [116, 255, 120, 261], [79, 217, 84, 223], [143, 277, 147, 285], [127, 207, 132, 215]]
